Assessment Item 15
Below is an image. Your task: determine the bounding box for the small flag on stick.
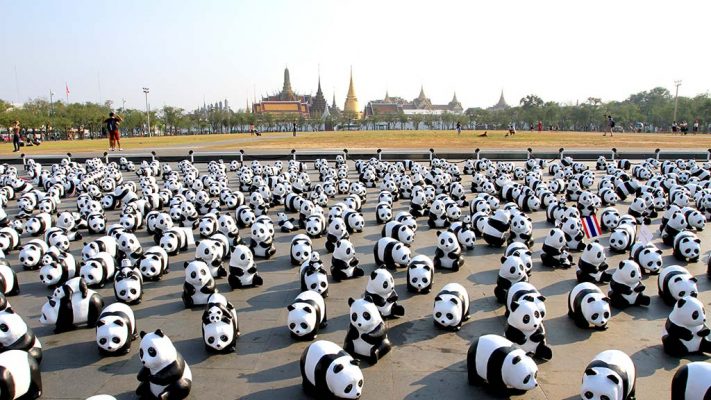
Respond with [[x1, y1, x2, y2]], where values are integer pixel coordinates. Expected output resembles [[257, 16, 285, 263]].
[[581, 215, 602, 239]]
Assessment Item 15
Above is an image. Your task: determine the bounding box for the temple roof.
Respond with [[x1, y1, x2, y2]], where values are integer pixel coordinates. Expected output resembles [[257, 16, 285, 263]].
[[489, 89, 510, 110]]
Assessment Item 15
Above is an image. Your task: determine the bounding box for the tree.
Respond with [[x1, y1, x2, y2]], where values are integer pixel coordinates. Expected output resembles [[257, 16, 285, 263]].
[[520, 95, 544, 109]]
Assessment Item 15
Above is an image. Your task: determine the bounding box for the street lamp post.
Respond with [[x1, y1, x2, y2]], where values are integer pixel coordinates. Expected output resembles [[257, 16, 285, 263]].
[[49, 90, 54, 116], [121, 98, 126, 113], [673, 80, 682, 124], [142, 87, 151, 137]]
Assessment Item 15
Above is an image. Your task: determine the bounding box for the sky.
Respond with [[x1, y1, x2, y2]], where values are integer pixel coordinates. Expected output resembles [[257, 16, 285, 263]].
[[1, 0, 709, 111]]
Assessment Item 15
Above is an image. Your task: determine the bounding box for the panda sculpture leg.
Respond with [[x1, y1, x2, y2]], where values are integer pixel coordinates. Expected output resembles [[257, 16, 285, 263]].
[[368, 338, 392, 365]]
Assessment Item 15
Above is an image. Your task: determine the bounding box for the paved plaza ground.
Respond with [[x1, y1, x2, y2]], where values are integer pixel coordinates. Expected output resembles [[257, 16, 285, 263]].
[[5, 156, 711, 399]]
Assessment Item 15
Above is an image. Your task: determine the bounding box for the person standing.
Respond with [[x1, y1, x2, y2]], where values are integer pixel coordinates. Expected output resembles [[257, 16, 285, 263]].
[[11, 121, 21, 152], [693, 119, 699, 134], [505, 122, 516, 137], [537, 120, 542, 132], [292, 121, 297, 137], [603, 115, 615, 137], [456, 121, 462, 135], [104, 112, 123, 151]]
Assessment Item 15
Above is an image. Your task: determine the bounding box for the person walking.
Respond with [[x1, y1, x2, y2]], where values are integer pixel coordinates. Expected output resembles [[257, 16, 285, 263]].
[[104, 112, 123, 151], [603, 115, 615, 137], [292, 121, 297, 137], [11, 121, 21, 152], [505, 122, 516, 137], [456, 121, 462, 135]]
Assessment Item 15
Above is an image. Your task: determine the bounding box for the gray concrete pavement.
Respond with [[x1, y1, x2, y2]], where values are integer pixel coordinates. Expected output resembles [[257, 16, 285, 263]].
[[6, 159, 711, 399]]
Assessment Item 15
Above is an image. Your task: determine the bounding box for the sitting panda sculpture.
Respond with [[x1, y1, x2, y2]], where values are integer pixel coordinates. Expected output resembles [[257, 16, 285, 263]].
[[505, 299, 552, 361], [364, 269, 404, 319], [287, 291, 327, 341], [96, 302, 137, 356], [608, 260, 650, 308], [343, 297, 391, 365], [662, 296, 711, 357], [136, 329, 192, 400]]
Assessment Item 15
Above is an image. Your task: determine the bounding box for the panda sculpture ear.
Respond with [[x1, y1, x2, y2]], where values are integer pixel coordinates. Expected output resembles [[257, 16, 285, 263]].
[[370, 271, 378, 279], [449, 298, 459, 305], [140, 330, 147, 338], [510, 301, 519, 312], [606, 374, 620, 385], [586, 297, 596, 304], [154, 329, 165, 337], [350, 359, 360, 366], [333, 364, 344, 374], [677, 299, 687, 308], [691, 277, 698, 283], [183, 262, 189, 269], [511, 356, 521, 365], [500, 256, 507, 263], [114, 320, 125, 327], [348, 297, 355, 306], [363, 295, 374, 303], [303, 306, 312, 314], [436, 231, 442, 237], [287, 305, 295, 312]]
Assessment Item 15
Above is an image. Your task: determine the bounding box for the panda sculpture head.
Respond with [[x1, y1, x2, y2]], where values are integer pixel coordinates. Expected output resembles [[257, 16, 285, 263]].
[[582, 293, 611, 329], [87, 213, 106, 233], [499, 255, 527, 283], [581, 242, 606, 266], [407, 255, 433, 292], [613, 260, 642, 286], [118, 232, 141, 256], [19, 242, 44, 269], [333, 239, 356, 262], [670, 296, 706, 329], [230, 244, 254, 267], [436, 230, 460, 253], [139, 253, 164, 280], [291, 235, 312, 265], [366, 269, 394, 298], [0, 308, 29, 347], [376, 202, 392, 223], [96, 316, 131, 353], [348, 297, 382, 332], [510, 213, 532, 234], [601, 208, 620, 230], [184, 260, 212, 288], [159, 230, 181, 254], [345, 212, 365, 232], [544, 228, 567, 250], [325, 352, 364, 399], [39, 257, 71, 287], [508, 300, 542, 333], [609, 227, 632, 252], [39, 297, 62, 325], [675, 232, 701, 261], [636, 245, 662, 273], [46, 230, 70, 252], [250, 221, 272, 243], [287, 294, 323, 338], [114, 267, 142, 303], [667, 211, 688, 231], [302, 264, 328, 295], [665, 266, 698, 300], [139, 329, 177, 371]]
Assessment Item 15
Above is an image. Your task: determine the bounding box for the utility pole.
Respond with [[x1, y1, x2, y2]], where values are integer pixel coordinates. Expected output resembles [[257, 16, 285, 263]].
[[142, 87, 151, 137], [121, 98, 126, 113], [49, 90, 54, 116], [673, 80, 682, 124]]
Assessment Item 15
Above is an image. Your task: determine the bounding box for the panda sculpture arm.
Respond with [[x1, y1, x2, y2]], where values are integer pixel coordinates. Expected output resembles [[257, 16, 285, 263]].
[[387, 292, 399, 303], [665, 320, 694, 341], [504, 325, 527, 345], [200, 279, 216, 294], [183, 282, 196, 296], [530, 327, 545, 342], [361, 322, 386, 344], [698, 326, 710, 337], [345, 325, 360, 341], [137, 366, 151, 382], [367, 293, 387, 307], [435, 248, 445, 258], [349, 257, 359, 267]]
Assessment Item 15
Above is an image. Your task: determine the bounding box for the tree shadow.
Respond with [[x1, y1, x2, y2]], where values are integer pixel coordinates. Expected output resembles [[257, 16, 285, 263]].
[[544, 314, 596, 346], [41, 339, 102, 372]]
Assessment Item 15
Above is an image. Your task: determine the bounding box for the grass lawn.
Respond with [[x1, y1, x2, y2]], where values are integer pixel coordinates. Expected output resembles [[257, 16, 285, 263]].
[[3, 130, 710, 155]]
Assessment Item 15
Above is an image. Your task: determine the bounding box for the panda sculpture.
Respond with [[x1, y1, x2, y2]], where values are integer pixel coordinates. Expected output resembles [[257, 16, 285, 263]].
[[194, 238, 228, 278], [481, 209, 510, 247], [202, 293, 239, 353], [344, 297, 391, 365], [364, 269, 404, 319], [630, 242, 663, 275], [18, 239, 48, 271], [406, 255, 434, 294], [508, 213, 533, 247], [81, 236, 118, 261], [0, 308, 42, 362], [249, 221, 276, 259], [568, 282, 611, 330], [300, 252, 328, 297], [495, 255, 528, 304], [433, 283, 470, 331], [300, 340, 364, 400], [96, 302, 137, 356], [540, 228, 574, 269], [182, 260, 216, 308], [560, 217, 586, 252], [290, 234, 313, 266], [136, 330, 192, 400], [79, 252, 116, 289], [228, 244, 263, 289], [39, 277, 104, 333], [137, 246, 170, 281], [375, 202, 392, 225], [467, 334, 539, 395], [658, 265, 699, 306], [449, 220, 476, 250], [673, 230, 701, 263], [580, 350, 636, 400], [287, 291, 327, 341], [433, 230, 464, 271], [372, 237, 411, 270], [662, 296, 711, 357], [600, 207, 621, 231], [0, 260, 19, 297], [608, 260, 650, 308], [663, 210, 689, 246], [671, 361, 711, 400], [325, 217, 349, 254], [576, 241, 611, 284], [277, 212, 298, 233], [381, 221, 415, 246], [331, 239, 363, 282], [0, 350, 43, 400], [505, 242, 533, 277], [117, 231, 143, 265], [609, 220, 636, 253], [114, 264, 144, 305], [505, 282, 546, 319], [505, 300, 552, 360]]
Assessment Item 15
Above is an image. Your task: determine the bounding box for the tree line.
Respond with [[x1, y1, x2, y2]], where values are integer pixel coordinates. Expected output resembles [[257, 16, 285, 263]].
[[0, 86, 709, 139]]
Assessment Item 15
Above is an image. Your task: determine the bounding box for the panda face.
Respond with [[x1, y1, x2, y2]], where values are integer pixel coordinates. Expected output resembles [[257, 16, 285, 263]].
[[303, 266, 328, 294], [609, 230, 630, 251], [669, 275, 698, 301], [671, 296, 706, 328], [39, 297, 61, 325], [291, 240, 312, 264], [668, 211, 688, 230], [347, 213, 365, 232], [139, 330, 177, 370], [366, 269, 394, 296], [503, 351, 538, 391], [678, 236, 700, 259], [433, 294, 465, 328], [18, 244, 42, 268], [582, 294, 611, 328], [287, 302, 317, 337], [230, 245, 254, 267], [49, 233, 70, 252], [184, 261, 211, 286], [437, 231, 459, 252], [614, 260, 641, 285], [305, 217, 324, 237], [638, 248, 662, 273], [39, 263, 65, 287], [510, 215, 532, 234], [508, 300, 542, 332], [80, 260, 106, 285], [96, 317, 129, 353], [203, 321, 234, 351], [326, 355, 364, 399], [582, 243, 606, 265], [349, 298, 381, 332], [334, 240, 355, 261], [140, 255, 163, 278], [159, 232, 179, 253], [196, 240, 220, 263], [250, 222, 271, 242], [0, 310, 27, 346], [500, 256, 526, 282]]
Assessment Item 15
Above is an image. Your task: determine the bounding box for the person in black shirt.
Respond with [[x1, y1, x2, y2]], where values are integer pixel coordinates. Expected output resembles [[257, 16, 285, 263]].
[[603, 115, 615, 137], [104, 112, 123, 151], [11, 121, 20, 152]]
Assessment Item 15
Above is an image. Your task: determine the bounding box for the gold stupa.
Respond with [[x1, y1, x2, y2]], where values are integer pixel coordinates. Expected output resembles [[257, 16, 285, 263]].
[[343, 67, 362, 119]]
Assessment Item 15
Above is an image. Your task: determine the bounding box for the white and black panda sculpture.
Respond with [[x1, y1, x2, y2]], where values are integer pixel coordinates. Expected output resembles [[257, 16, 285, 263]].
[[137, 246, 170, 282], [300, 252, 328, 296], [481, 209, 510, 247], [343, 297, 391, 365], [364, 268, 404, 319], [0, 260, 19, 297], [0, 350, 43, 400], [568, 282, 611, 330], [406, 255, 434, 294], [136, 329, 192, 400], [79, 252, 116, 289], [81, 236, 118, 261], [18, 239, 48, 271], [331, 239, 363, 282], [505, 282, 546, 319], [96, 302, 137, 356], [0, 308, 42, 362], [658, 265, 698, 306], [608, 260, 650, 308], [300, 340, 364, 400], [325, 217, 349, 254], [580, 349, 636, 400], [373, 237, 411, 270], [673, 230, 701, 263], [194, 238, 228, 279], [433, 283, 470, 331], [433, 230, 464, 272], [540, 228, 573, 269], [671, 361, 711, 400], [249, 220, 276, 259], [290, 234, 313, 266], [662, 296, 711, 357], [114, 264, 144, 305], [630, 242, 663, 274], [495, 255, 528, 304], [449, 220, 476, 250], [228, 244, 263, 289], [287, 291, 327, 341], [39, 277, 104, 333], [467, 334, 539, 395], [576, 241, 611, 284], [202, 293, 239, 353], [505, 300, 552, 361], [182, 260, 216, 308]]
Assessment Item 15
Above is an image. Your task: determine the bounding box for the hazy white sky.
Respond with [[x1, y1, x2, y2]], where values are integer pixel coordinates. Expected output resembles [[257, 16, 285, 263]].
[[1, 0, 709, 111]]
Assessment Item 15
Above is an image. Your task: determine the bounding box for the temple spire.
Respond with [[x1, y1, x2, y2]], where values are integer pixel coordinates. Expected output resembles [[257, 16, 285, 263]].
[[418, 85, 426, 100], [343, 66, 361, 118]]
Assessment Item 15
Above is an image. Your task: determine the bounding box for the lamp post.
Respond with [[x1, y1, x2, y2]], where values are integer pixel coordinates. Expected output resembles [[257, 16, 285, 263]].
[[49, 90, 54, 116], [673, 80, 682, 124], [121, 98, 126, 113], [142, 87, 151, 137]]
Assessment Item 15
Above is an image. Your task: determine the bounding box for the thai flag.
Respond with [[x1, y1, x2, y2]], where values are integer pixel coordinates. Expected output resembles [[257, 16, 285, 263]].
[[581, 215, 602, 239]]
